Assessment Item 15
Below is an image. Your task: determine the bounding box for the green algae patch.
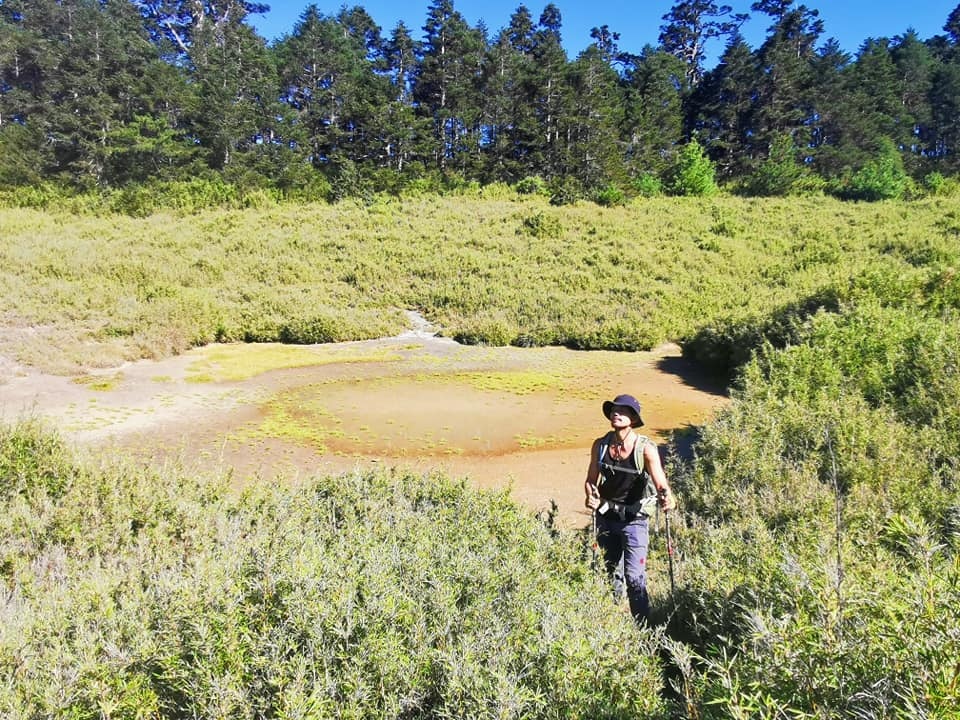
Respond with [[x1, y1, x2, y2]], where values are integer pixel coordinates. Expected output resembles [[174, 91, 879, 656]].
[[452, 369, 570, 395], [72, 372, 123, 391], [232, 397, 345, 453], [185, 342, 403, 383], [514, 432, 554, 449], [239, 367, 571, 459]]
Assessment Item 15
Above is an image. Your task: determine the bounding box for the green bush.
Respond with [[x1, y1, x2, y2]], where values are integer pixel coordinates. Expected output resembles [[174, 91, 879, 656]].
[[520, 211, 563, 239], [593, 184, 627, 207], [666, 139, 718, 197], [681, 288, 842, 382], [0, 423, 668, 718], [451, 311, 518, 346], [632, 173, 663, 198], [744, 134, 807, 197], [835, 141, 909, 202], [667, 260, 960, 717], [548, 176, 583, 206], [923, 171, 948, 196], [515, 176, 548, 195], [0, 182, 73, 210], [329, 154, 373, 203], [0, 421, 76, 500]]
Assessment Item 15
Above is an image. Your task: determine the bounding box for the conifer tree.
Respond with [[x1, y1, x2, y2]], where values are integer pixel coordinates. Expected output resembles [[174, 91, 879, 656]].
[[413, 0, 485, 173], [658, 0, 748, 86], [0, 0, 174, 186], [479, 6, 540, 181], [562, 41, 624, 190], [380, 21, 425, 174], [749, 0, 823, 158], [891, 30, 936, 172], [621, 46, 687, 178], [530, 4, 569, 180], [690, 32, 761, 177]]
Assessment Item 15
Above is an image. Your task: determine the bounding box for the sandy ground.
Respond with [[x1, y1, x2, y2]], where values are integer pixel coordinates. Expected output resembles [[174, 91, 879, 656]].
[[1, 318, 727, 527]]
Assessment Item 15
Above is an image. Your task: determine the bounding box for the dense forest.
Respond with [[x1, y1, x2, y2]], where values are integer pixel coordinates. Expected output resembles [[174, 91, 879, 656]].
[[4, 0, 960, 202]]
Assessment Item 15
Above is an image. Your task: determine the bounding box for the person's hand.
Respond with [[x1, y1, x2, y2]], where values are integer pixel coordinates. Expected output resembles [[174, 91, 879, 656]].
[[658, 487, 677, 512], [585, 483, 601, 510]]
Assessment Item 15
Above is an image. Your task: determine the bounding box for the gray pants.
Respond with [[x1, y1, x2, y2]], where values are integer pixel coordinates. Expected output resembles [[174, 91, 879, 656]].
[[596, 513, 650, 622]]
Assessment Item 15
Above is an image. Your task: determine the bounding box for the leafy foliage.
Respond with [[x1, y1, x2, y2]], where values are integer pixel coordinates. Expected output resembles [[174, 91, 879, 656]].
[[835, 140, 910, 201], [4, 0, 960, 193], [669, 259, 960, 717], [0, 423, 667, 718], [667, 139, 718, 196], [4, 190, 960, 716]]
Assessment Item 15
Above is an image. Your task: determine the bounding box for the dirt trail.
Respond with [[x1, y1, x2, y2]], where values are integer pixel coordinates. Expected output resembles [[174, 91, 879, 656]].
[[1, 320, 726, 526]]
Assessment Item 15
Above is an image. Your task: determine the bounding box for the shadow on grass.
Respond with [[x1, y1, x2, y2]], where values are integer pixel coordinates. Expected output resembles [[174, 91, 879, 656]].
[[655, 354, 730, 398], [659, 424, 704, 464]]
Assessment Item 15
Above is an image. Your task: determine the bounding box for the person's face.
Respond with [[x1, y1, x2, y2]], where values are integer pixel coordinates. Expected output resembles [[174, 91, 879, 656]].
[[609, 405, 635, 428]]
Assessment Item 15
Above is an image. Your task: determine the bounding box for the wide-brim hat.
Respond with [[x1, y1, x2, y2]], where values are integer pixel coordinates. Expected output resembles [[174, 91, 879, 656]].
[[602, 394, 644, 427]]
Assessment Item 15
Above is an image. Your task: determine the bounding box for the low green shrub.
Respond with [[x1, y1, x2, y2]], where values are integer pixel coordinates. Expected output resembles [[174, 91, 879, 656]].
[[834, 141, 909, 202], [669, 270, 960, 717], [923, 171, 949, 196], [681, 287, 842, 382], [0, 421, 76, 500], [632, 173, 663, 198], [451, 311, 518, 346], [666, 139, 718, 197], [593, 184, 627, 207], [0, 182, 74, 210], [744, 134, 807, 197], [0, 423, 669, 718], [514, 176, 548, 195], [548, 176, 582, 206], [520, 211, 563, 239]]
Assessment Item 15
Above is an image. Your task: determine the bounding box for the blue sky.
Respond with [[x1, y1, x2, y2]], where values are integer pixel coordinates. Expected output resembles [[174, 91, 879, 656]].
[[249, 0, 958, 65]]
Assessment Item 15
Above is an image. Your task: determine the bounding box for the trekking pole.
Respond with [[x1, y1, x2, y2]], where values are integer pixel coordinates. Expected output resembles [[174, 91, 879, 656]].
[[590, 511, 599, 570], [663, 507, 676, 595]]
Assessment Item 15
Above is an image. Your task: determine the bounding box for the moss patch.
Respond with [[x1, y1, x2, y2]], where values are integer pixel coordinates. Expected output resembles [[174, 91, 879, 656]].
[[185, 343, 402, 383], [72, 372, 124, 391]]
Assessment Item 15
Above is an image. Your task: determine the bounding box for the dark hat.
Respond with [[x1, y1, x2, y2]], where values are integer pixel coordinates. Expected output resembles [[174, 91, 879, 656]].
[[602, 394, 644, 427]]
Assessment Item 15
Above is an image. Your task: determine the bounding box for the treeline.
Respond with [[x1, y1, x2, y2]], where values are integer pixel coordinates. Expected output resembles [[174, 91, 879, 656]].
[[4, 0, 960, 202]]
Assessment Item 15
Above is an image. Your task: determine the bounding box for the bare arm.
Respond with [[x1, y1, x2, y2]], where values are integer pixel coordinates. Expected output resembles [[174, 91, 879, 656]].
[[584, 437, 602, 509], [643, 441, 676, 510]]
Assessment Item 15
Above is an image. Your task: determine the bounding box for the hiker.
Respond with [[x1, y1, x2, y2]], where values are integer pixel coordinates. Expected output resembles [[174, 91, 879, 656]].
[[584, 393, 676, 622]]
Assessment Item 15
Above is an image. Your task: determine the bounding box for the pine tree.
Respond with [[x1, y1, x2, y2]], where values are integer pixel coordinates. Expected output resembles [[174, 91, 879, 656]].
[[136, 0, 277, 171], [275, 5, 393, 182], [561, 42, 624, 191], [929, 60, 960, 172], [621, 46, 687, 178], [480, 5, 564, 182], [805, 37, 850, 177], [0, 0, 175, 187], [690, 32, 761, 177], [658, 0, 748, 86], [530, 4, 569, 181], [413, 0, 485, 174], [380, 21, 426, 175], [749, 0, 823, 157], [891, 30, 936, 173]]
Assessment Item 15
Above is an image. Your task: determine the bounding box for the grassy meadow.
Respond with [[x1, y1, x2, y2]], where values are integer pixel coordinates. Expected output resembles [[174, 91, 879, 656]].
[[2, 190, 960, 717], [1, 191, 945, 372]]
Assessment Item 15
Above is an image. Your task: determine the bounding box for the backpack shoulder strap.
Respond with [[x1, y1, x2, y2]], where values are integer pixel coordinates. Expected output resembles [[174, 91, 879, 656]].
[[597, 431, 614, 470], [632, 435, 658, 499], [631, 434, 651, 467]]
